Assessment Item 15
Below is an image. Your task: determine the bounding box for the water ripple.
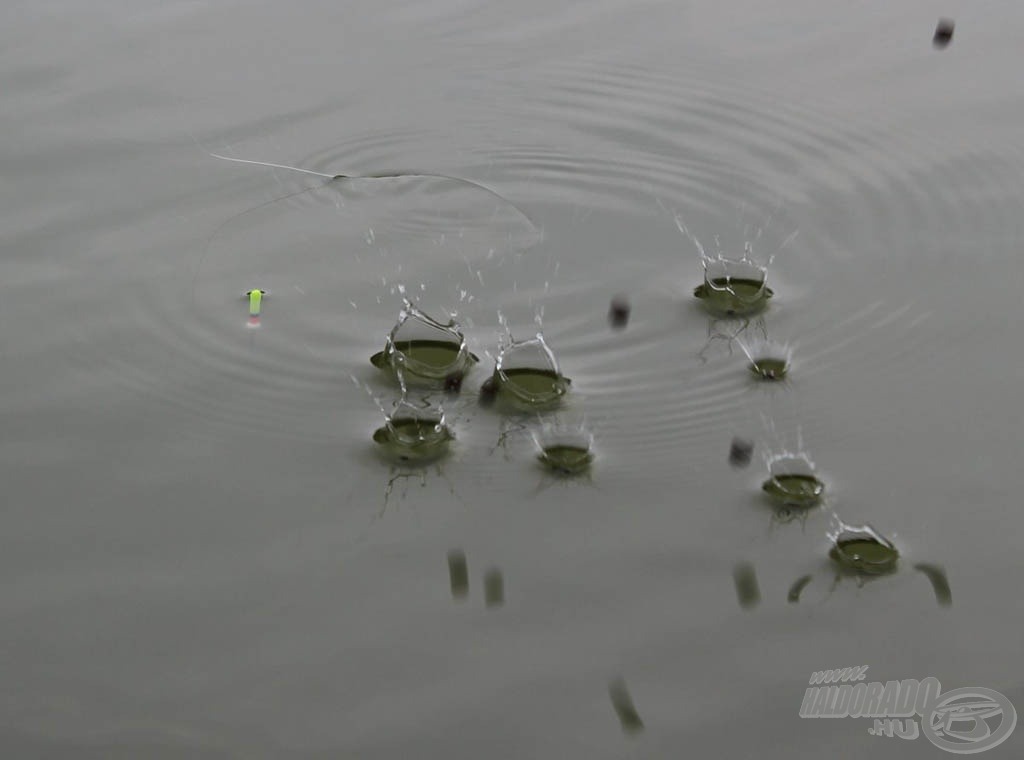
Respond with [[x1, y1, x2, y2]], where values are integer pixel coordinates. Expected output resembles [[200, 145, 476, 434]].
[[129, 55, 1024, 453]]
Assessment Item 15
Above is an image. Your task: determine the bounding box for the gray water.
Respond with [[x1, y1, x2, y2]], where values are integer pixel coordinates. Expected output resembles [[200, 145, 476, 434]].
[[2, 1, 1022, 757]]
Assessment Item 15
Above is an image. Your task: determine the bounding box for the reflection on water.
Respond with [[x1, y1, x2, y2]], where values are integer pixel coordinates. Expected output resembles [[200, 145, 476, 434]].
[[785, 533, 952, 606], [447, 549, 469, 600], [787, 574, 814, 604], [732, 562, 762, 610], [914, 563, 953, 607], [483, 568, 505, 609], [445, 550, 505, 609], [381, 466, 445, 510], [737, 560, 943, 607], [608, 677, 645, 735]]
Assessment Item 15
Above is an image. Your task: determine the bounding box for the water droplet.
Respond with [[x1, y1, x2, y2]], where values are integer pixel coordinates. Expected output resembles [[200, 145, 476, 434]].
[[933, 18, 954, 49]]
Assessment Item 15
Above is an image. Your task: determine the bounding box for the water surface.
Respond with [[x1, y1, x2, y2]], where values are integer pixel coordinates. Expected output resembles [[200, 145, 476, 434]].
[[2, 1, 1022, 756]]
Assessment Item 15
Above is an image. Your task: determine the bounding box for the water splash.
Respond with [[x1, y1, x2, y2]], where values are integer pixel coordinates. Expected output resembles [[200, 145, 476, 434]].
[[669, 208, 796, 317], [760, 424, 825, 508], [827, 519, 900, 576], [693, 251, 774, 317], [350, 373, 390, 417], [370, 299, 478, 389], [697, 312, 768, 363], [737, 337, 794, 381], [372, 398, 453, 464], [488, 332, 570, 410], [531, 414, 595, 475], [668, 196, 799, 267]]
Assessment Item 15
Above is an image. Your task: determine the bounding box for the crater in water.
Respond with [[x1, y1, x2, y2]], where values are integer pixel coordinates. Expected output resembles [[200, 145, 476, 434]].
[[693, 254, 774, 318], [487, 332, 570, 411], [761, 452, 825, 508], [738, 337, 793, 381], [828, 521, 900, 576], [372, 399, 454, 464], [669, 211, 792, 318], [370, 300, 479, 389], [531, 417, 595, 476]]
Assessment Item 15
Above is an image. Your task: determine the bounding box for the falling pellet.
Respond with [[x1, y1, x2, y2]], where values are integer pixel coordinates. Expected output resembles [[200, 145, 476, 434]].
[[729, 437, 754, 468], [608, 295, 631, 329], [933, 18, 954, 48]]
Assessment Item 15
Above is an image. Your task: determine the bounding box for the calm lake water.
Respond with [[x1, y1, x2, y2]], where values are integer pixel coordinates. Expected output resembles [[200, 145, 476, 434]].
[[2, 1, 1022, 757]]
